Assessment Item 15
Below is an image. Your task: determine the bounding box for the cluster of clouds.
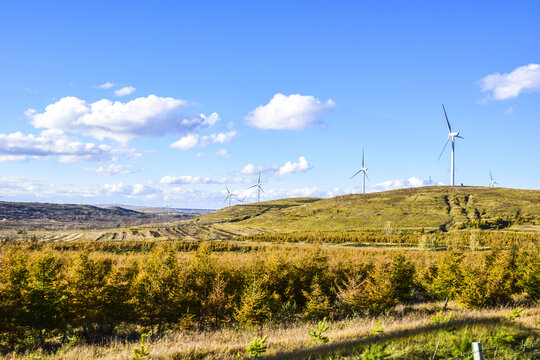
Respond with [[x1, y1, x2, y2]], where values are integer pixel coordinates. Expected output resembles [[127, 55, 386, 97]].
[[1, 89, 337, 166], [0, 130, 118, 163], [158, 156, 311, 187], [26, 95, 219, 143], [0, 173, 444, 207], [479, 63, 540, 101]]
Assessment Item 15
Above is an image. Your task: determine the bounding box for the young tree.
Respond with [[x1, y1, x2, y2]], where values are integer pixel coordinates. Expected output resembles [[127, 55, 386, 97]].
[[27, 253, 64, 344]]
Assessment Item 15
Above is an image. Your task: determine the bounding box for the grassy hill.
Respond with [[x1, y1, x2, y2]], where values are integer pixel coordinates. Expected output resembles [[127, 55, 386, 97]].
[[201, 186, 540, 234]]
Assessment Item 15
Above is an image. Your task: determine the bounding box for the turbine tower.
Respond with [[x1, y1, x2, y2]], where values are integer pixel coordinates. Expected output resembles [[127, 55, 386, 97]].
[[224, 186, 237, 207], [249, 171, 264, 202], [351, 148, 369, 194], [437, 104, 463, 186], [489, 170, 497, 187]]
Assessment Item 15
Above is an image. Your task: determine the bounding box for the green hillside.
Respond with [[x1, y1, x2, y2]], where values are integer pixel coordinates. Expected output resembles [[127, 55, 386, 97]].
[[203, 186, 540, 234]]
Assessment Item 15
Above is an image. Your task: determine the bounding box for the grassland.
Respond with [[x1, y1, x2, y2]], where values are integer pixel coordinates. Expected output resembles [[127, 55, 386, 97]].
[[5, 304, 538, 359], [213, 186, 540, 234]]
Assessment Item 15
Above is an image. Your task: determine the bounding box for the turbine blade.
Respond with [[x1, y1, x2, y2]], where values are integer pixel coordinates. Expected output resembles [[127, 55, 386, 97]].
[[489, 170, 493, 181], [442, 104, 451, 133], [364, 171, 370, 180], [226, 185, 230, 194], [248, 184, 258, 189], [437, 136, 451, 161], [260, 187, 265, 193], [258, 171, 261, 184], [362, 148, 365, 168], [351, 170, 362, 178], [456, 135, 464, 139]]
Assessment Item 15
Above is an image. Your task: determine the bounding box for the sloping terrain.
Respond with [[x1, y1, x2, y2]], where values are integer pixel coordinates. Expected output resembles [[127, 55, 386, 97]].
[[200, 186, 540, 234]]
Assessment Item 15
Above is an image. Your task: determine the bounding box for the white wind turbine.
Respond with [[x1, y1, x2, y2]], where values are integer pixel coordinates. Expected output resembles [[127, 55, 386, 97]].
[[351, 148, 369, 194], [437, 104, 463, 186], [224, 186, 237, 207], [248, 171, 264, 202], [489, 170, 497, 187]]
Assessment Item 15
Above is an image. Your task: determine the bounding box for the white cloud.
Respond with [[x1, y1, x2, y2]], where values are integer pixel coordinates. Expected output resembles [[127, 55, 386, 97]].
[[366, 177, 443, 193], [159, 175, 226, 185], [504, 106, 515, 115], [479, 64, 540, 100], [114, 86, 136, 96], [95, 82, 114, 89], [170, 130, 237, 150], [171, 134, 199, 150], [0, 155, 27, 162], [0, 130, 116, 162], [276, 156, 311, 176], [239, 163, 263, 175], [245, 93, 335, 130], [26, 95, 219, 143], [86, 164, 134, 176], [215, 149, 231, 157], [238, 156, 311, 177], [98, 183, 159, 197]]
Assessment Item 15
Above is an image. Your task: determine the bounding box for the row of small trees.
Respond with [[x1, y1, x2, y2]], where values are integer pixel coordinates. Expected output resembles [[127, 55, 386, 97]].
[[0, 242, 538, 352], [238, 230, 538, 248]]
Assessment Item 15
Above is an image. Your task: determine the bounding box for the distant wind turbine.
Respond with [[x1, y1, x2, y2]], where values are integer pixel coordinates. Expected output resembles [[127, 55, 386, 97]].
[[437, 104, 463, 186], [248, 171, 264, 202], [489, 170, 497, 187], [224, 186, 237, 207], [351, 148, 369, 194], [237, 196, 246, 203]]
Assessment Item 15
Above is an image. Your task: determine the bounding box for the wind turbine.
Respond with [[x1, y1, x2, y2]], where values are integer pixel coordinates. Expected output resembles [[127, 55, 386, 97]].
[[248, 171, 264, 202], [224, 186, 237, 207], [237, 196, 246, 203], [437, 104, 463, 186], [351, 148, 369, 194], [489, 170, 497, 187]]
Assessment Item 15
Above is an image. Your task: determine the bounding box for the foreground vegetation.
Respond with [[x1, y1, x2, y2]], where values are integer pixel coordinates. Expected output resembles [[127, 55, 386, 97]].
[[0, 236, 538, 357], [2, 305, 538, 359]]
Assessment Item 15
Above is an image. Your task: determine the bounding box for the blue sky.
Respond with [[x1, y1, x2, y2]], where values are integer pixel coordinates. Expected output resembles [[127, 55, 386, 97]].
[[1, 1, 539, 208]]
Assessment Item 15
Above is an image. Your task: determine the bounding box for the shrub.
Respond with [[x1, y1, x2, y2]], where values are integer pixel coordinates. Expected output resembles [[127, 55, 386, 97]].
[[309, 317, 329, 344], [303, 279, 332, 320], [235, 278, 270, 326], [246, 336, 267, 358], [469, 231, 484, 250], [389, 254, 415, 301]]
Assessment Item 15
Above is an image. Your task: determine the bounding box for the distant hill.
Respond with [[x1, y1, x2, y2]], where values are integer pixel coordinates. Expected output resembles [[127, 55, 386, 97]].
[[198, 186, 540, 234], [0, 201, 153, 229]]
